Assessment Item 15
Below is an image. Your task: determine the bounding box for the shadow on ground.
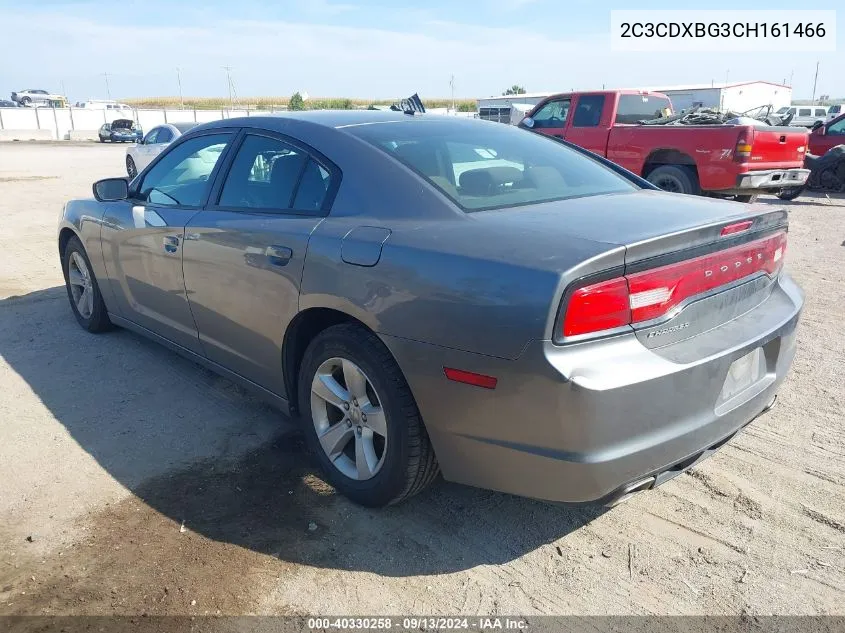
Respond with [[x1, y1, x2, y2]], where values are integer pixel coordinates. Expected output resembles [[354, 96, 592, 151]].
[[0, 287, 605, 578]]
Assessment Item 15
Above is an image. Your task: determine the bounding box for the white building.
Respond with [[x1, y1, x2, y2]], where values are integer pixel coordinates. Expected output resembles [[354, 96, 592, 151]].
[[642, 81, 792, 113], [476, 92, 552, 123]]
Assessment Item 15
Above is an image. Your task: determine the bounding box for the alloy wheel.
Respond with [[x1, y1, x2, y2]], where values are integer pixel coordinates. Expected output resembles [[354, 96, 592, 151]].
[[310, 357, 388, 480], [68, 251, 94, 319]]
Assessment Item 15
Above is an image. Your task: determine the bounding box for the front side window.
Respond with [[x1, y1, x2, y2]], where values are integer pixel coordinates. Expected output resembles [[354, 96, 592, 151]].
[[351, 120, 636, 212], [572, 95, 605, 127], [143, 128, 159, 144], [828, 118, 845, 135], [137, 133, 231, 207], [531, 99, 570, 129], [815, 109, 827, 117]]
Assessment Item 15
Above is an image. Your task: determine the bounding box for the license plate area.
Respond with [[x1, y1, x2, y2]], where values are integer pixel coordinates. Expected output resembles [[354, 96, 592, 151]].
[[716, 347, 768, 414]]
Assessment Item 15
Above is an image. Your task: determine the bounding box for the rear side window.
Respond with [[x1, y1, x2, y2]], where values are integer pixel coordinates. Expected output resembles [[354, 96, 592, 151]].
[[350, 120, 635, 212], [799, 108, 812, 117], [615, 94, 672, 124], [572, 95, 605, 127], [217, 134, 332, 214], [156, 128, 174, 143], [815, 108, 827, 117]]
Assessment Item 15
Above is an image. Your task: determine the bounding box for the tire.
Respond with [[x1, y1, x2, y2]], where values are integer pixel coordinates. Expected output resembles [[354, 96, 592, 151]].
[[99, 137, 105, 143], [298, 323, 439, 507], [734, 194, 758, 203], [777, 186, 804, 201], [645, 165, 700, 195], [61, 236, 112, 333], [20, 97, 31, 106], [126, 155, 137, 178]]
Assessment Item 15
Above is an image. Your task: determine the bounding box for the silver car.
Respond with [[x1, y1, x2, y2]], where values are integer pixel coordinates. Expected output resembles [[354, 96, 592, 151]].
[[125, 122, 198, 178], [58, 111, 803, 507]]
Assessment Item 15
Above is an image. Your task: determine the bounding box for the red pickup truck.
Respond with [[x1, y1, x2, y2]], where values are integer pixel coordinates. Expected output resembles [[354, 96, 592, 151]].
[[520, 90, 810, 201]]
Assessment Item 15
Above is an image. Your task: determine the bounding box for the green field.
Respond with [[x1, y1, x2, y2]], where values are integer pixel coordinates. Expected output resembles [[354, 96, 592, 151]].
[[122, 96, 478, 112]]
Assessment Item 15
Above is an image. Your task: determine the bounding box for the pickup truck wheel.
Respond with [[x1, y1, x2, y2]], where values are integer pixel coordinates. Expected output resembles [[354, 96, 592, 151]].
[[777, 187, 804, 201], [298, 323, 439, 507], [646, 165, 700, 195]]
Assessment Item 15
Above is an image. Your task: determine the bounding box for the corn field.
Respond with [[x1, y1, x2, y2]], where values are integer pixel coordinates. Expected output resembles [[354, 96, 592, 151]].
[[122, 96, 478, 112]]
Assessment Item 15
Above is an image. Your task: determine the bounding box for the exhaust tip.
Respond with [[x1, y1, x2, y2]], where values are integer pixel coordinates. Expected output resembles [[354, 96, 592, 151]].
[[605, 476, 656, 508]]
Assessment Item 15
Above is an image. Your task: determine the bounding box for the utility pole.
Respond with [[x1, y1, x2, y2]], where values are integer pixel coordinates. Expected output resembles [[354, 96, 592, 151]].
[[788, 69, 794, 87], [102, 72, 111, 100], [811, 61, 819, 104], [176, 67, 184, 109], [450, 74, 455, 113], [223, 66, 233, 107]]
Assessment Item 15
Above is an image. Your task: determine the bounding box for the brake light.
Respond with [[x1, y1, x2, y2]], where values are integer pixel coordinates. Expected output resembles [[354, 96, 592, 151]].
[[560, 231, 787, 338], [735, 132, 753, 161]]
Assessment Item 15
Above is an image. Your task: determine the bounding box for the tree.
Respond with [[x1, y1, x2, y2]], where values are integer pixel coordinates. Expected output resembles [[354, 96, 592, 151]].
[[503, 85, 526, 96], [289, 92, 304, 111]]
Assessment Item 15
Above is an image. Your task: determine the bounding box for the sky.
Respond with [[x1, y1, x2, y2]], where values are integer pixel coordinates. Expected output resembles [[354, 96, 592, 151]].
[[0, 0, 841, 102]]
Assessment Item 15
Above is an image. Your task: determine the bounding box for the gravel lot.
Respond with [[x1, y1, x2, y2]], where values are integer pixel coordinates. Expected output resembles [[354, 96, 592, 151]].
[[0, 143, 843, 618]]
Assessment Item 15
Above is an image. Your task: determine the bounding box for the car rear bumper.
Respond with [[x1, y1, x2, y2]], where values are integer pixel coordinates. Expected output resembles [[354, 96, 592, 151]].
[[384, 273, 803, 504], [730, 168, 809, 193]]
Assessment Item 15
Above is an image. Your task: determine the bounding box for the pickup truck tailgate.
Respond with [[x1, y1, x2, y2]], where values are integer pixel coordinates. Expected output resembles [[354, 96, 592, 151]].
[[749, 126, 808, 165]]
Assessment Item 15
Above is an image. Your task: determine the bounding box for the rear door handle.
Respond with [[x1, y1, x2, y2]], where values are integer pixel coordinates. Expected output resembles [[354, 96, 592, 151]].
[[265, 245, 293, 266], [163, 235, 180, 253]]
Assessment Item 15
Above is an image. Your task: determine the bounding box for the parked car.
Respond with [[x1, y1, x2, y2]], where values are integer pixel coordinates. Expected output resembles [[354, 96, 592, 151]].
[[98, 119, 143, 143], [824, 104, 842, 122], [808, 112, 845, 156], [0, 99, 19, 108], [521, 90, 810, 201], [125, 122, 197, 177], [58, 112, 803, 507], [774, 105, 829, 127], [11, 89, 67, 108]]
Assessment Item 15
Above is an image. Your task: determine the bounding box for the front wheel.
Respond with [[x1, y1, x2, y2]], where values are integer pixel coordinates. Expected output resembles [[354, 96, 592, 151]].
[[61, 236, 112, 333], [298, 323, 439, 506], [126, 155, 137, 178]]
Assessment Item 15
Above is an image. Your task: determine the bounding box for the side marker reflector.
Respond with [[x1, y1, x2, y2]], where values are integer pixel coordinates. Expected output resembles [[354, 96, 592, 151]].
[[444, 367, 498, 390]]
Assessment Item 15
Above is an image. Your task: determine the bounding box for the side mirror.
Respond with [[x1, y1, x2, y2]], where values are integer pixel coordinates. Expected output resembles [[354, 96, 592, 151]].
[[811, 120, 824, 132], [93, 177, 129, 202], [521, 117, 535, 129]]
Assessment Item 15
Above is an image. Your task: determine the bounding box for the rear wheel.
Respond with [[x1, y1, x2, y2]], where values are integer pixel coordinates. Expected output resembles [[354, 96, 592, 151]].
[[298, 323, 439, 506], [646, 165, 700, 195], [61, 236, 112, 333], [126, 155, 137, 178]]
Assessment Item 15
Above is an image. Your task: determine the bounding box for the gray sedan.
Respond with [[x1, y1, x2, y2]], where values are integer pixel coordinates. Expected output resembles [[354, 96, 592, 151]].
[[58, 111, 803, 507]]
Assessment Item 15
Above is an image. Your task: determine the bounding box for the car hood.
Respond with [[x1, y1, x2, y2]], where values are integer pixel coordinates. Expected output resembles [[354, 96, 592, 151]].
[[110, 119, 136, 130]]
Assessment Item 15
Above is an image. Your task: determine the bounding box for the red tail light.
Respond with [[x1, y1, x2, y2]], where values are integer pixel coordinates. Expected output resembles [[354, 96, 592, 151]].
[[560, 231, 787, 339], [735, 131, 754, 162]]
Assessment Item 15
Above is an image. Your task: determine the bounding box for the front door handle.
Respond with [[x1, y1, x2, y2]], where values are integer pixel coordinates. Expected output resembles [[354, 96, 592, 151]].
[[163, 235, 180, 253], [265, 245, 293, 266]]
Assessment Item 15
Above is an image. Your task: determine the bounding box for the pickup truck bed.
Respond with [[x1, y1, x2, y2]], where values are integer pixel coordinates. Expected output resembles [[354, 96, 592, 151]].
[[521, 90, 810, 199]]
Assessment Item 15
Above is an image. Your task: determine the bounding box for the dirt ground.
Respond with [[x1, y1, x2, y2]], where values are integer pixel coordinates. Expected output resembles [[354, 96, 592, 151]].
[[0, 143, 843, 618]]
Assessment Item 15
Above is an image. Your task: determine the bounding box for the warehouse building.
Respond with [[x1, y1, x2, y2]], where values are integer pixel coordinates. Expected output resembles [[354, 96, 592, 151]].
[[643, 81, 792, 113], [476, 92, 551, 123]]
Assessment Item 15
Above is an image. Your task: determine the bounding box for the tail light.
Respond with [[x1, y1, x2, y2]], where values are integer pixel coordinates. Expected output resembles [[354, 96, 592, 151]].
[[735, 131, 754, 161], [559, 231, 787, 339]]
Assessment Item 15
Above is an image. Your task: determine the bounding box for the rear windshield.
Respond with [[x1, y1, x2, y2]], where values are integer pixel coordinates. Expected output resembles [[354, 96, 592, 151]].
[[348, 119, 636, 211]]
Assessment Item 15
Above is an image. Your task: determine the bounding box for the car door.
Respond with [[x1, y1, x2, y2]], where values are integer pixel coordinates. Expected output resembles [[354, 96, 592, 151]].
[[528, 97, 571, 140], [100, 130, 235, 353], [181, 130, 337, 395], [563, 94, 610, 156], [811, 116, 845, 155], [134, 127, 161, 170]]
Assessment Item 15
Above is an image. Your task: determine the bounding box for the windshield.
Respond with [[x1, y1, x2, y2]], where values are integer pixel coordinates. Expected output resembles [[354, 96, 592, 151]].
[[349, 119, 636, 212]]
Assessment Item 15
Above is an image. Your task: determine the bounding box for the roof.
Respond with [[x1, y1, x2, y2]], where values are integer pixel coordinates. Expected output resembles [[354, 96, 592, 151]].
[[639, 80, 791, 92], [477, 92, 553, 101], [196, 109, 474, 132]]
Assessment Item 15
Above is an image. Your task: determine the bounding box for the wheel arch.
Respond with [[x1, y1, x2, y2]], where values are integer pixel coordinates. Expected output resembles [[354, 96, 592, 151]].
[[283, 307, 380, 415], [58, 225, 81, 259], [642, 148, 698, 178]]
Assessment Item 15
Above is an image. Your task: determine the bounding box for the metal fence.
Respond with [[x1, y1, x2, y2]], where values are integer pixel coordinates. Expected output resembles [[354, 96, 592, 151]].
[[0, 106, 270, 140]]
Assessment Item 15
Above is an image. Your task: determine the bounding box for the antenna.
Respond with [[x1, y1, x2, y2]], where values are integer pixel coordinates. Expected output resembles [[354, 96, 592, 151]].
[[450, 74, 455, 113], [176, 67, 184, 109]]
